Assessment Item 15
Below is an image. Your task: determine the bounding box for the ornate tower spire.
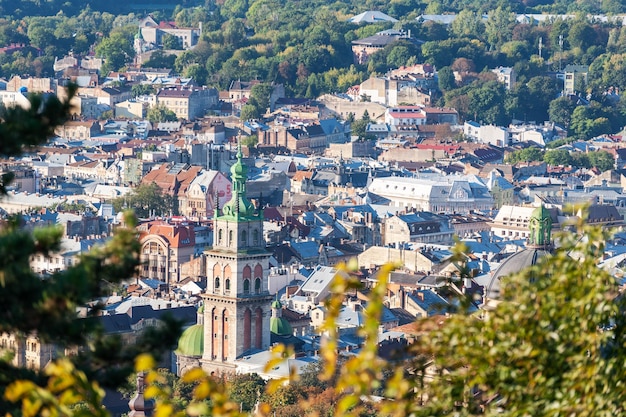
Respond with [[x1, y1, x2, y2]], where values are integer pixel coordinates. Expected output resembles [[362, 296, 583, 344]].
[[528, 205, 552, 248], [219, 140, 256, 220]]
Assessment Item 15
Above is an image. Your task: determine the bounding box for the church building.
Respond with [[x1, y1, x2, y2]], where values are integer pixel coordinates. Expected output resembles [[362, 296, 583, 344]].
[[199, 145, 273, 374]]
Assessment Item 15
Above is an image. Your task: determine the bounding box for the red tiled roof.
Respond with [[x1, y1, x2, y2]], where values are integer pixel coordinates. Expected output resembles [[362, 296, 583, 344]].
[[291, 171, 313, 181], [147, 222, 195, 247]]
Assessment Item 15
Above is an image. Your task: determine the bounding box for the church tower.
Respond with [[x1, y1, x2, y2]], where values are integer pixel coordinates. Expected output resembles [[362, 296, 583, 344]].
[[134, 28, 145, 68], [201, 145, 272, 373]]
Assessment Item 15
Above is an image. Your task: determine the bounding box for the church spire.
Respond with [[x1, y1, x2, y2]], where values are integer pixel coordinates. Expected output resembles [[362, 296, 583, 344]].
[[219, 139, 256, 220]]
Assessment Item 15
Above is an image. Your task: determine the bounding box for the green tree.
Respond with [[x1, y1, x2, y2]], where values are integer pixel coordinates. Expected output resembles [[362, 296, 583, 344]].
[[241, 134, 258, 148], [505, 147, 544, 164], [437, 66, 456, 92], [131, 84, 155, 97], [112, 182, 174, 218], [162, 33, 182, 50], [587, 150, 615, 171], [184, 63, 209, 86], [350, 111, 375, 140], [221, 0, 248, 19], [240, 102, 262, 121], [549, 97, 577, 127], [228, 373, 265, 411], [468, 80, 508, 125], [571, 152, 590, 168], [402, 214, 626, 416], [568, 19, 597, 53], [485, 6, 516, 50], [570, 106, 613, 140], [222, 18, 246, 48], [450, 9, 484, 39], [147, 104, 178, 123], [250, 83, 274, 114], [522, 75, 561, 123], [543, 148, 572, 166], [95, 31, 134, 73]]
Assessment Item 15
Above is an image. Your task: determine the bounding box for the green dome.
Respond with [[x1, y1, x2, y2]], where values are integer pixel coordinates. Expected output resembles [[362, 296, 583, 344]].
[[270, 316, 293, 337], [271, 300, 282, 309], [176, 324, 204, 357]]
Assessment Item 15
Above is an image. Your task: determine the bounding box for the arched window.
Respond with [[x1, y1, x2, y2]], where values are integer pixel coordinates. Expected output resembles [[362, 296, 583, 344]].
[[243, 265, 251, 279], [218, 229, 223, 245], [253, 229, 259, 246], [225, 278, 231, 292], [215, 277, 220, 289], [254, 264, 263, 280], [255, 278, 261, 294], [241, 230, 247, 245], [229, 230, 233, 246], [243, 279, 250, 294]]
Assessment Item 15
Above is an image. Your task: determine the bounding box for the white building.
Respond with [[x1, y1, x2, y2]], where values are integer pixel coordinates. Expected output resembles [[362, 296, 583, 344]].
[[368, 175, 494, 214], [491, 67, 516, 90], [463, 121, 511, 147], [384, 106, 427, 127]]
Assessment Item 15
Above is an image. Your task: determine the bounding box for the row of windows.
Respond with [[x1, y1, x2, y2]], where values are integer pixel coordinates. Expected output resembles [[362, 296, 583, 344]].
[[217, 228, 260, 247], [212, 277, 262, 294]]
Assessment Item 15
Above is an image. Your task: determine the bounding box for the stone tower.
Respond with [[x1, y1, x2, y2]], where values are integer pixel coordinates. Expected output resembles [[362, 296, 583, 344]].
[[134, 28, 145, 68], [201, 144, 272, 373]]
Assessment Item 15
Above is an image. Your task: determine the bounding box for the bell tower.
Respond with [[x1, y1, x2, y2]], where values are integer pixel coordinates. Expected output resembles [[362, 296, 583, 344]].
[[201, 144, 272, 373]]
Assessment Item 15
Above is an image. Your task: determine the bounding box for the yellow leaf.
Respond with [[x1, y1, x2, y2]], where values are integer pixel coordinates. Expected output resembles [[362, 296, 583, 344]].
[[337, 394, 358, 412], [135, 354, 155, 372], [347, 257, 358, 271], [259, 402, 271, 416], [186, 402, 210, 417], [144, 386, 161, 400], [155, 403, 174, 417], [181, 367, 206, 384], [193, 381, 211, 400], [4, 380, 37, 402], [22, 398, 43, 417]]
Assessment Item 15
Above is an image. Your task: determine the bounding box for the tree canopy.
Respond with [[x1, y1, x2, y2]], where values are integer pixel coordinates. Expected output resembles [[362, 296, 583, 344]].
[[112, 182, 174, 218]]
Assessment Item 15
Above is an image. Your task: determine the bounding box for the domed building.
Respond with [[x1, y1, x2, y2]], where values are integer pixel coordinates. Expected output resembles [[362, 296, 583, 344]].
[[175, 306, 204, 376], [269, 300, 304, 351], [483, 205, 555, 310]]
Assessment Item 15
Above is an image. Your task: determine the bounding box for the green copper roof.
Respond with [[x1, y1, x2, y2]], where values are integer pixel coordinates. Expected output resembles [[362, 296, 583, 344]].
[[176, 324, 204, 357], [529, 205, 552, 247], [270, 316, 293, 337], [217, 143, 258, 221]]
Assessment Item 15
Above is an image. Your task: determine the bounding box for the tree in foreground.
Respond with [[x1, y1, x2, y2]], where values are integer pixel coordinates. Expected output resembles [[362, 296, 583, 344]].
[[402, 212, 626, 416], [0, 89, 181, 415]]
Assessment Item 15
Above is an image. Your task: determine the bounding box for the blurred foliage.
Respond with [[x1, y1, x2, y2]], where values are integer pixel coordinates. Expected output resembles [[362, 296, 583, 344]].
[[0, 90, 183, 414]]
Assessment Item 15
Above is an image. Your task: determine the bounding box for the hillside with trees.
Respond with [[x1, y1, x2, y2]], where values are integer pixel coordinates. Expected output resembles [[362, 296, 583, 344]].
[[1, 0, 626, 143]]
